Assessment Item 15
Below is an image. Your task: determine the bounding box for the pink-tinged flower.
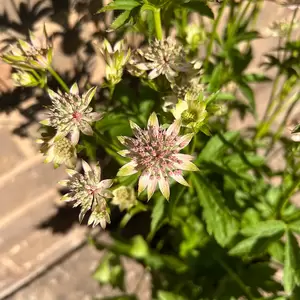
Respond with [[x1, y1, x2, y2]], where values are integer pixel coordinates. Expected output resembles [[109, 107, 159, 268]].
[[117, 113, 198, 200], [59, 160, 113, 228], [40, 82, 102, 145]]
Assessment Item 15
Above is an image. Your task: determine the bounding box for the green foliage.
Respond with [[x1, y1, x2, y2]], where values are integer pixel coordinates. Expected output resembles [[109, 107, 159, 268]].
[[10, 0, 300, 298]]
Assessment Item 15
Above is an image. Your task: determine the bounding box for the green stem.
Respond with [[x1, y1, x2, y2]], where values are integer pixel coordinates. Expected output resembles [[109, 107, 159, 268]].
[[153, 8, 163, 40], [283, 7, 298, 62], [216, 257, 256, 300], [235, 0, 252, 30], [204, 0, 228, 69], [267, 93, 300, 155], [276, 178, 300, 219], [47, 66, 69, 93], [257, 8, 299, 140]]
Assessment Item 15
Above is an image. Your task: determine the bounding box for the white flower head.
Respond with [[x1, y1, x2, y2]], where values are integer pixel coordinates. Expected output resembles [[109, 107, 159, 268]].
[[117, 113, 198, 200], [41, 83, 102, 145], [136, 37, 192, 82], [59, 160, 113, 228]]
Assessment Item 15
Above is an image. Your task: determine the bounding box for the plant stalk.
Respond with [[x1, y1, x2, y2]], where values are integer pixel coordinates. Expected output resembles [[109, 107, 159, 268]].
[[153, 8, 163, 40], [47, 66, 69, 93], [204, 0, 228, 69]]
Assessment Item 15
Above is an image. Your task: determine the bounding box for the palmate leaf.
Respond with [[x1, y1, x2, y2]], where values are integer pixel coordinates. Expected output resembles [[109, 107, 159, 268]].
[[192, 173, 239, 247], [198, 131, 240, 162]]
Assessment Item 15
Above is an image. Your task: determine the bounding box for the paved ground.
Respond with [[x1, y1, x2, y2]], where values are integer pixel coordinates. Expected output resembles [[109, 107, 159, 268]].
[[0, 0, 298, 299]]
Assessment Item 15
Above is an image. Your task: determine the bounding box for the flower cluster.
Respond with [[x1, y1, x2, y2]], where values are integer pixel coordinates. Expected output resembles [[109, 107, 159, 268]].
[[117, 113, 198, 200], [60, 161, 113, 228], [1, 28, 52, 69], [41, 82, 102, 145], [37, 82, 102, 170], [134, 37, 192, 82]]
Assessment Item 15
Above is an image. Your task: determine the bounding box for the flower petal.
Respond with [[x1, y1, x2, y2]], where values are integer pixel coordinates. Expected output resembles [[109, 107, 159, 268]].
[[138, 172, 150, 195], [99, 179, 113, 189], [148, 68, 161, 80], [82, 86, 97, 107], [129, 120, 142, 136], [117, 161, 138, 176], [87, 112, 103, 122], [70, 127, 80, 145], [166, 119, 181, 137], [79, 121, 93, 136], [118, 150, 130, 157], [66, 169, 78, 176], [61, 192, 73, 202], [48, 89, 59, 101], [171, 100, 188, 119], [44, 145, 55, 163], [40, 118, 51, 126], [93, 163, 101, 181], [174, 153, 195, 162], [170, 173, 190, 187], [158, 175, 170, 200], [176, 133, 194, 149], [147, 112, 159, 129], [147, 177, 157, 200], [82, 160, 92, 174], [58, 179, 70, 186], [175, 161, 199, 172], [70, 82, 79, 95]]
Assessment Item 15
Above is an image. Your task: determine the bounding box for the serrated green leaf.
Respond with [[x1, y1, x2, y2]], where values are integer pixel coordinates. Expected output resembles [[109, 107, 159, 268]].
[[150, 197, 165, 237], [192, 173, 239, 247], [181, 1, 214, 19], [284, 229, 300, 294], [208, 63, 224, 92], [198, 131, 240, 162], [241, 220, 286, 237], [110, 10, 131, 30], [229, 232, 283, 257], [98, 0, 141, 13]]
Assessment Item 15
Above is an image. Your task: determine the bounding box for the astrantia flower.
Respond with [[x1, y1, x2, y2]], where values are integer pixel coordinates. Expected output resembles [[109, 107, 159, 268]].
[[117, 113, 198, 200], [40, 82, 102, 145], [59, 160, 113, 228], [1, 27, 52, 69], [171, 99, 208, 134], [97, 39, 131, 85], [37, 134, 77, 168], [136, 37, 191, 82], [111, 186, 137, 211]]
